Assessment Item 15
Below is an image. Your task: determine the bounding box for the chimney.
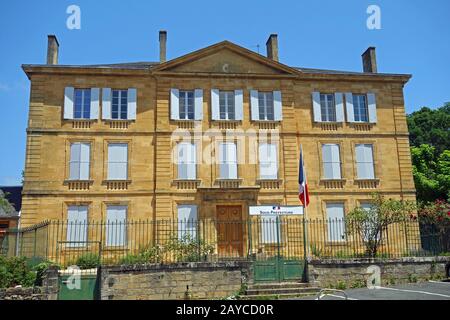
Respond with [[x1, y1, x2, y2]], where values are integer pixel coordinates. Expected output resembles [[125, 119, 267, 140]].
[[266, 34, 279, 62], [47, 35, 59, 65], [159, 30, 167, 63], [362, 47, 377, 73]]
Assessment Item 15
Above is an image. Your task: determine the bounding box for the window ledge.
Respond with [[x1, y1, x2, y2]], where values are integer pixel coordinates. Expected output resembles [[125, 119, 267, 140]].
[[257, 179, 282, 189], [172, 120, 200, 129], [173, 179, 201, 189], [355, 179, 379, 189], [314, 122, 343, 131], [103, 180, 131, 190], [68, 119, 96, 129], [213, 120, 242, 130], [349, 122, 375, 131], [64, 180, 93, 190], [104, 120, 134, 129], [320, 179, 346, 189], [215, 179, 242, 189]]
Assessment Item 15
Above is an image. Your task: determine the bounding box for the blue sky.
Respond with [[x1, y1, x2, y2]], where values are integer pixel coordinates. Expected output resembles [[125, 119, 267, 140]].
[[0, 0, 449, 185]]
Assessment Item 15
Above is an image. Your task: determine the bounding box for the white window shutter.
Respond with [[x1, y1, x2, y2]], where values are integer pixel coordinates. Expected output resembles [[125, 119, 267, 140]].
[[108, 144, 128, 180], [234, 90, 243, 120], [69, 143, 80, 180], [106, 206, 127, 246], [312, 92, 321, 122], [273, 91, 282, 121], [89, 88, 100, 120], [335, 92, 344, 122], [194, 89, 203, 120], [345, 93, 355, 122], [250, 90, 259, 121], [188, 144, 196, 180], [170, 88, 180, 120], [177, 205, 197, 240], [102, 88, 112, 120], [64, 87, 74, 119], [211, 89, 220, 120], [127, 88, 137, 120], [367, 93, 377, 123], [79, 143, 90, 180]]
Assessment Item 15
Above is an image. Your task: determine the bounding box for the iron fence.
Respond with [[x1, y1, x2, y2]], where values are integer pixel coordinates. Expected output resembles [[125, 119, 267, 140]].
[[1, 217, 448, 267]]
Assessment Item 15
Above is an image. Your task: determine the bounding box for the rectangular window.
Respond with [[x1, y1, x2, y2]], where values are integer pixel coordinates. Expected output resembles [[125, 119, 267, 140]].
[[219, 142, 238, 179], [320, 93, 336, 122], [177, 205, 197, 240], [66, 206, 88, 247], [111, 89, 128, 120], [355, 144, 375, 179], [69, 142, 90, 180], [177, 143, 196, 180], [322, 144, 341, 179], [107, 143, 128, 180], [219, 91, 235, 120], [260, 215, 280, 244], [353, 94, 369, 122], [74, 89, 91, 119], [259, 143, 278, 179], [106, 205, 127, 247], [179, 90, 195, 120], [258, 92, 274, 121], [326, 203, 345, 242]]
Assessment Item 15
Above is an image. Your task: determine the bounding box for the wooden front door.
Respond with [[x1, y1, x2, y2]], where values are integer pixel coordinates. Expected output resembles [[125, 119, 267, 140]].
[[216, 205, 244, 258]]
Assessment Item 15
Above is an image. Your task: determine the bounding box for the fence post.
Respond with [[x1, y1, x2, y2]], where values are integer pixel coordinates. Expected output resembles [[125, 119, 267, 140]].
[[247, 219, 252, 259]]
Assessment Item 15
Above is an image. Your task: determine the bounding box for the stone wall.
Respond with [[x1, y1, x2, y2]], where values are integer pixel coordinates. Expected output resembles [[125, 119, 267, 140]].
[[308, 256, 450, 288], [0, 266, 59, 300], [0, 287, 46, 300], [100, 261, 251, 300]]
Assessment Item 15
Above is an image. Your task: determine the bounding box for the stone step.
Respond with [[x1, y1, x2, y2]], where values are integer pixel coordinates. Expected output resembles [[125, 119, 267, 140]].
[[245, 287, 320, 296], [239, 291, 320, 300], [248, 282, 311, 290]]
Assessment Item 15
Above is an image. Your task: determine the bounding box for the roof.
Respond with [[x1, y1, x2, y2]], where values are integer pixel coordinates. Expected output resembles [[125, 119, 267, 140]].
[[21, 40, 411, 81], [0, 186, 23, 214]]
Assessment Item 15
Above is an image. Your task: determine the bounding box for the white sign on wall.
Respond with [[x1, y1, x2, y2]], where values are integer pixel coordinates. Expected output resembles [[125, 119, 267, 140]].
[[249, 206, 304, 216]]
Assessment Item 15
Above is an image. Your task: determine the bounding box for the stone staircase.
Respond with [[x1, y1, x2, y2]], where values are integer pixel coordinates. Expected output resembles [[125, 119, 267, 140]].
[[239, 282, 321, 300]]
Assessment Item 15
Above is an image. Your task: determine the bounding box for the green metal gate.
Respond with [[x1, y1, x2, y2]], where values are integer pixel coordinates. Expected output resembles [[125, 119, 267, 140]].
[[251, 216, 306, 283], [58, 271, 99, 300]]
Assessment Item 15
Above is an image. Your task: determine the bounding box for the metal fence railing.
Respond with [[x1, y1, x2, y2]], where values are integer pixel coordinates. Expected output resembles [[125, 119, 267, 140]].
[[1, 218, 448, 267]]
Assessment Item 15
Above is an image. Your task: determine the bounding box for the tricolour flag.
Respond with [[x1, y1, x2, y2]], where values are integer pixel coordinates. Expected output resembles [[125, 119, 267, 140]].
[[298, 146, 310, 207]]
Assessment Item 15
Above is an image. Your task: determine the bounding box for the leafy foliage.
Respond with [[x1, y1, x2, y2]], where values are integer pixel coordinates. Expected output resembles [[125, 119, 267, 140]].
[[345, 193, 416, 257], [407, 103, 450, 155], [418, 199, 450, 253], [119, 234, 215, 265], [407, 103, 450, 203], [0, 256, 36, 288], [74, 253, 100, 269], [411, 145, 450, 202]]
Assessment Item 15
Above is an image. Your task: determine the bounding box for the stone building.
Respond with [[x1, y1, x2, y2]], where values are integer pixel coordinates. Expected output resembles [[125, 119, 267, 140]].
[[20, 32, 415, 257]]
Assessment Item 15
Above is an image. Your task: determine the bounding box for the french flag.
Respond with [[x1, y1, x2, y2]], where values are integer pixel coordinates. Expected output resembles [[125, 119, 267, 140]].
[[298, 146, 310, 207]]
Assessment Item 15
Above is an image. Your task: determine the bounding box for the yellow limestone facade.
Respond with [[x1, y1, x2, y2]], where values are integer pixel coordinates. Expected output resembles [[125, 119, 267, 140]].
[[21, 36, 415, 235]]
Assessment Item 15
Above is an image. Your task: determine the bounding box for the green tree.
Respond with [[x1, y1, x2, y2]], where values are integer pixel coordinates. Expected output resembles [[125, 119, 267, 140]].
[[407, 103, 450, 154], [411, 145, 450, 202], [345, 193, 416, 257]]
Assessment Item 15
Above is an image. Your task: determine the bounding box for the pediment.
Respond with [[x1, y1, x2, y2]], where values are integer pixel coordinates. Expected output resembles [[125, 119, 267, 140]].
[[153, 41, 301, 76]]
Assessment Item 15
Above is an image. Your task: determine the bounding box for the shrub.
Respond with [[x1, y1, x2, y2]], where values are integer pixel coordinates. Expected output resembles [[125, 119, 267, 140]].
[[165, 234, 215, 262], [0, 256, 36, 289], [74, 253, 100, 269]]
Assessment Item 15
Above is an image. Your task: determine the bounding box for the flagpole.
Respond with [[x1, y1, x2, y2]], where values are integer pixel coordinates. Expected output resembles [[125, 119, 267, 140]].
[[300, 144, 309, 259]]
